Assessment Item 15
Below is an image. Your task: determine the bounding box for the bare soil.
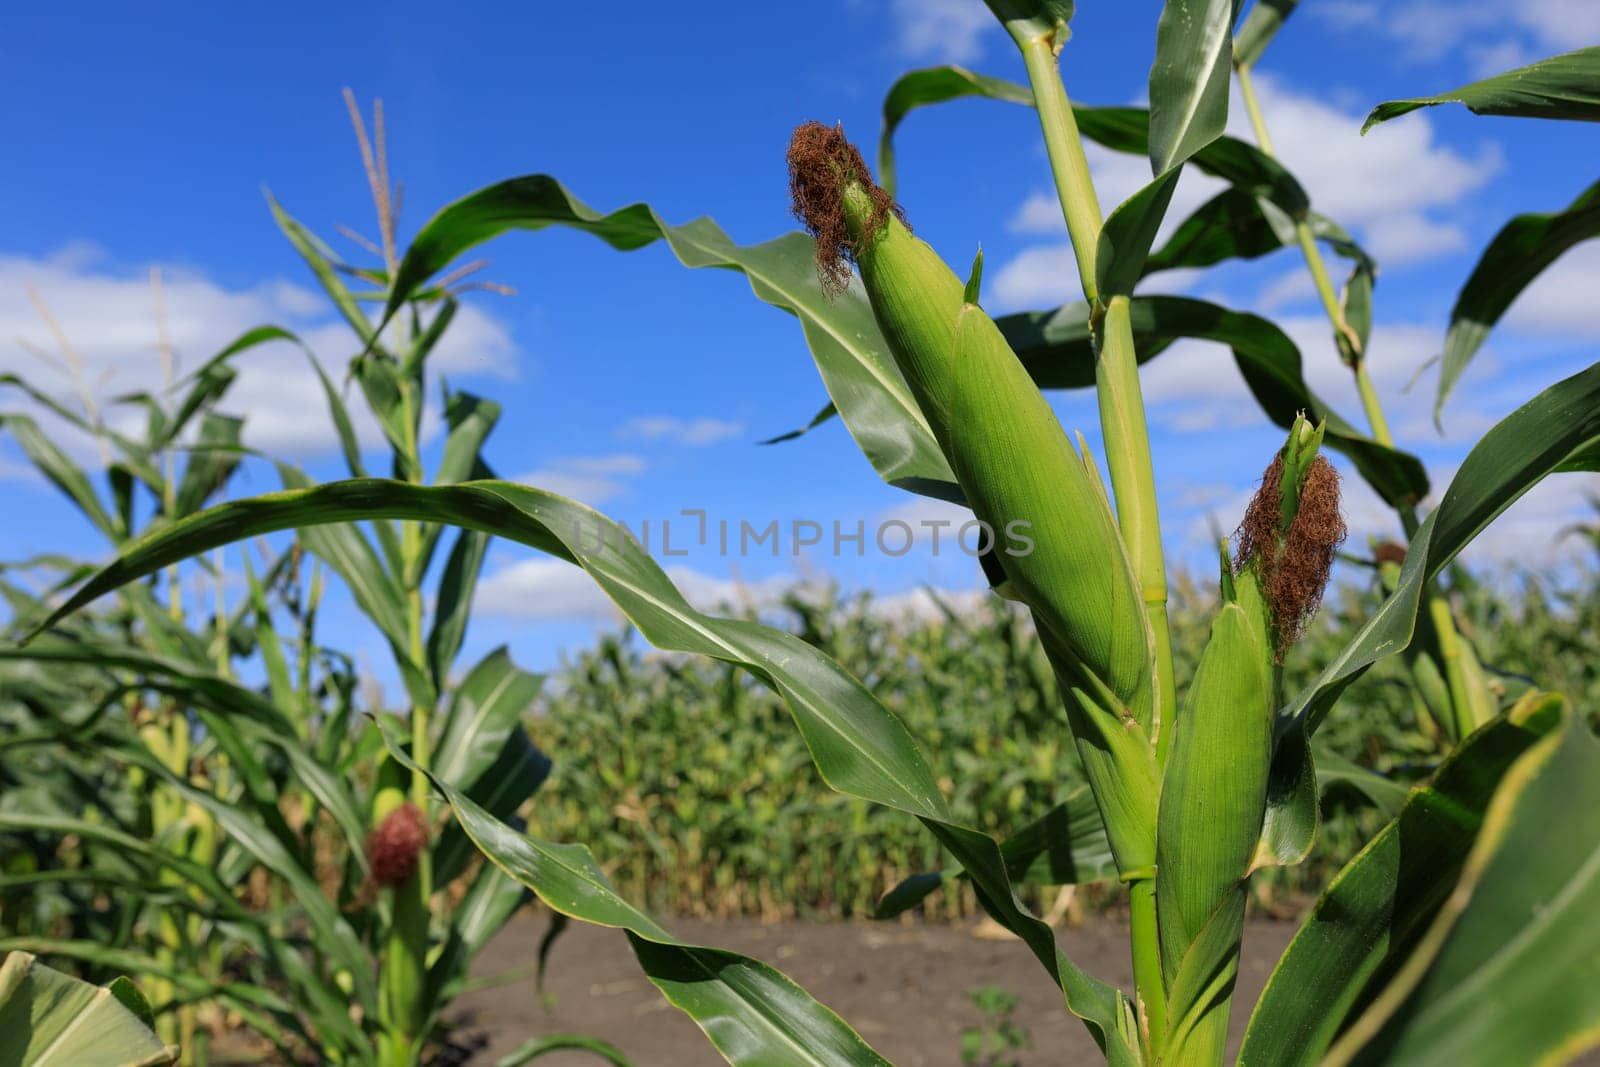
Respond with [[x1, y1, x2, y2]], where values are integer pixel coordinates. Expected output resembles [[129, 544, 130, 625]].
[[452, 913, 1298, 1065]]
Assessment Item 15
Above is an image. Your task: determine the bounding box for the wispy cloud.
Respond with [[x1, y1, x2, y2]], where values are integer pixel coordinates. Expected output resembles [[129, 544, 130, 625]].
[[891, 0, 994, 63], [511, 453, 646, 504], [0, 246, 518, 470], [618, 415, 744, 446]]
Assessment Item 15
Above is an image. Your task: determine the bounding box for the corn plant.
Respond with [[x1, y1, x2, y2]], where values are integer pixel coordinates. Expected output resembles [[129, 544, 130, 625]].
[[19, 6, 1600, 1066], [0, 99, 612, 1065]]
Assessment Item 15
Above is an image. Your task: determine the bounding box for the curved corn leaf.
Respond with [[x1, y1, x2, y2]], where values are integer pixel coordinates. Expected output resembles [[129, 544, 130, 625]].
[[1363, 47, 1600, 132], [876, 68, 1307, 215], [1232, 0, 1298, 69], [1146, 189, 1374, 278], [0, 951, 178, 1067], [29, 477, 1136, 1056], [1434, 176, 1600, 422], [1328, 705, 1600, 1066], [1149, 0, 1235, 175], [878, 66, 1030, 195], [1239, 697, 1562, 1066], [378, 174, 957, 500], [377, 720, 891, 1067]]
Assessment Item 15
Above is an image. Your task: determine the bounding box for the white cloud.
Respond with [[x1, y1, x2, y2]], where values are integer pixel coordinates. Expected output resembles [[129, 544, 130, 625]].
[[992, 70, 1499, 305], [1312, 1, 1600, 63], [512, 453, 646, 504], [1257, 269, 1316, 313], [475, 555, 797, 620], [892, 0, 994, 63], [0, 247, 518, 468], [618, 415, 744, 446], [1361, 213, 1469, 265], [991, 245, 1081, 309], [1501, 242, 1600, 339]]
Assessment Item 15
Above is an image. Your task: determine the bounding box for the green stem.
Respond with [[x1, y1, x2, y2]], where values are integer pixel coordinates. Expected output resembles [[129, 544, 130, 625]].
[[1428, 596, 1479, 742], [1128, 878, 1166, 1050], [1018, 31, 1171, 1051], [1238, 63, 1394, 448], [1019, 34, 1103, 305]]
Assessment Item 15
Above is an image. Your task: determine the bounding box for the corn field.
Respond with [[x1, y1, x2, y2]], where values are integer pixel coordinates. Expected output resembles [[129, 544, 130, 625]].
[[3, 1, 1600, 1065]]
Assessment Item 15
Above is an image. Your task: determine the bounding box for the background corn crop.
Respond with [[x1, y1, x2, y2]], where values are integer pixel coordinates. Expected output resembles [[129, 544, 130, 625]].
[[531, 552, 1599, 921]]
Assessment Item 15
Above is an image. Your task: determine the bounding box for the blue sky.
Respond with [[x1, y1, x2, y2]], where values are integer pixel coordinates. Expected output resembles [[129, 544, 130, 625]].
[[2, 1, 1597, 694]]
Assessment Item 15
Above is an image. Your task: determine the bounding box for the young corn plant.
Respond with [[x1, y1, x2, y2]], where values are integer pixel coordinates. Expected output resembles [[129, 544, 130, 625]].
[[0, 98, 618, 1065], [20, 6, 1600, 1066]]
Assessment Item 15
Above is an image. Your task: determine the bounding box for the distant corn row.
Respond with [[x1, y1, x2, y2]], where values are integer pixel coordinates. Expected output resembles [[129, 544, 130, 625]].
[[531, 561, 1599, 921]]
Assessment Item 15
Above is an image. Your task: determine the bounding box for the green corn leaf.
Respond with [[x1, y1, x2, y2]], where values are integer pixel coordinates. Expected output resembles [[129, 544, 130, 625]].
[[1097, 170, 1184, 298], [0, 636, 371, 874], [1327, 707, 1600, 1067], [1148, 0, 1235, 175], [875, 783, 1115, 918], [378, 175, 958, 501], [0, 413, 120, 541], [378, 719, 893, 1067], [1434, 176, 1600, 423], [431, 726, 552, 888], [29, 476, 1137, 1057], [173, 413, 243, 517], [1310, 745, 1408, 817], [1232, 0, 1298, 68], [1363, 46, 1600, 132], [0, 952, 178, 1066], [1239, 695, 1562, 1066], [431, 646, 544, 792], [266, 192, 375, 343], [1144, 189, 1373, 278], [422, 861, 530, 1031], [427, 524, 490, 692], [983, 0, 1076, 48], [417, 391, 501, 583]]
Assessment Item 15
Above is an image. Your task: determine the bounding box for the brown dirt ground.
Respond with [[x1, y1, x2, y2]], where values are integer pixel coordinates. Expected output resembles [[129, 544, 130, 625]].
[[451, 913, 1299, 1065]]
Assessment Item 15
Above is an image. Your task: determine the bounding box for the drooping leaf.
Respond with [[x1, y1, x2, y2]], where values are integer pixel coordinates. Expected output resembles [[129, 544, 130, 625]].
[[1434, 176, 1600, 422], [32, 476, 1136, 1057], [0, 414, 120, 541], [1363, 47, 1600, 132], [379, 721, 893, 1067], [381, 175, 958, 501], [1148, 0, 1236, 174]]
